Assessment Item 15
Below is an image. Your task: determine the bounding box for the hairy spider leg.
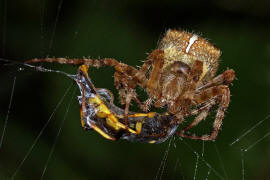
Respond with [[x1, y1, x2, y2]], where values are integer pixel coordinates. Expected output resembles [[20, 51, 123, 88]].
[[113, 70, 143, 125], [183, 99, 216, 131], [146, 49, 165, 98], [178, 69, 235, 133], [197, 69, 235, 91], [130, 49, 165, 112], [176, 69, 235, 138], [177, 85, 231, 141]]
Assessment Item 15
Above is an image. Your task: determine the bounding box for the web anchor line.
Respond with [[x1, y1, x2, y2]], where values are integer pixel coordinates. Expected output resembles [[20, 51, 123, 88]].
[[230, 114, 270, 146], [0, 76, 16, 148], [11, 83, 73, 179]]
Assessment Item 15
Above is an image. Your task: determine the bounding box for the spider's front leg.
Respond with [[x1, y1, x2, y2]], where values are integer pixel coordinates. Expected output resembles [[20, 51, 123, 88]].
[[114, 49, 164, 113], [26, 56, 144, 117], [134, 49, 165, 112], [25, 57, 121, 67]]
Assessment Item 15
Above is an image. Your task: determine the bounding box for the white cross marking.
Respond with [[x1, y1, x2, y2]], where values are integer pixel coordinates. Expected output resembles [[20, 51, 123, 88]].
[[185, 34, 198, 53]]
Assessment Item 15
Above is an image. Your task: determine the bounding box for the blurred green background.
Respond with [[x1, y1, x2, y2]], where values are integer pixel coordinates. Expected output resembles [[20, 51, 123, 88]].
[[1, 0, 270, 179]]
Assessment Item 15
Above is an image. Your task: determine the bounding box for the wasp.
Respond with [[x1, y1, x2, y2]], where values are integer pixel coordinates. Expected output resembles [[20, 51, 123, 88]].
[[75, 65, 177, 144]]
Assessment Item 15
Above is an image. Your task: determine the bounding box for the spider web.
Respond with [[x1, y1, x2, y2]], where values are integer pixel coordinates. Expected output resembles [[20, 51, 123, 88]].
[[1, 1, 270, 180]]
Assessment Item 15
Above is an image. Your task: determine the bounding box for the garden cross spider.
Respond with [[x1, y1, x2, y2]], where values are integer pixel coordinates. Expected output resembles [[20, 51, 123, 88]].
[[26, 29, 235, 141]]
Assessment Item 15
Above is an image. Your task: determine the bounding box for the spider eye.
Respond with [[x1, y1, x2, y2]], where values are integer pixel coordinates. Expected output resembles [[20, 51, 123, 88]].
[[171, 61, 190, 76]]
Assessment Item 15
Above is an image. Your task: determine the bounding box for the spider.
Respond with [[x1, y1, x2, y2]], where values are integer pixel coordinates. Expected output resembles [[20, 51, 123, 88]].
[[25, 29, 235, 141]]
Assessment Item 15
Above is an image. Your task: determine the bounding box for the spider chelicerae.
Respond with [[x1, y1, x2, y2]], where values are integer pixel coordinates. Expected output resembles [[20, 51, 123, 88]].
[[26, 29, 235, 141]]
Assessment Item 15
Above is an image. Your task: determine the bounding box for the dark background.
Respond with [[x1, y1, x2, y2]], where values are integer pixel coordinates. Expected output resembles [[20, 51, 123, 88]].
[[1, 0, 270, 179]]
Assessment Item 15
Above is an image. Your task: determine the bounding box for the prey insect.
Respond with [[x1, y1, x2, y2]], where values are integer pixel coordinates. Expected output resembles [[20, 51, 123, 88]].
[[25, 29, 235, 141], [75, 65, 179, 143]]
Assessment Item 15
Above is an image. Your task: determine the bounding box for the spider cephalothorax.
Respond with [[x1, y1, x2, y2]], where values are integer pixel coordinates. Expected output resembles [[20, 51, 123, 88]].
[[25, 29, 235, 141]]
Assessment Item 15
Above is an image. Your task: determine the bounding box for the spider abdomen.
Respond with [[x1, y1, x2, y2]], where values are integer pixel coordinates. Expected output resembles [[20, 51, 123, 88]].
[[159, 29, 220, 83]]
